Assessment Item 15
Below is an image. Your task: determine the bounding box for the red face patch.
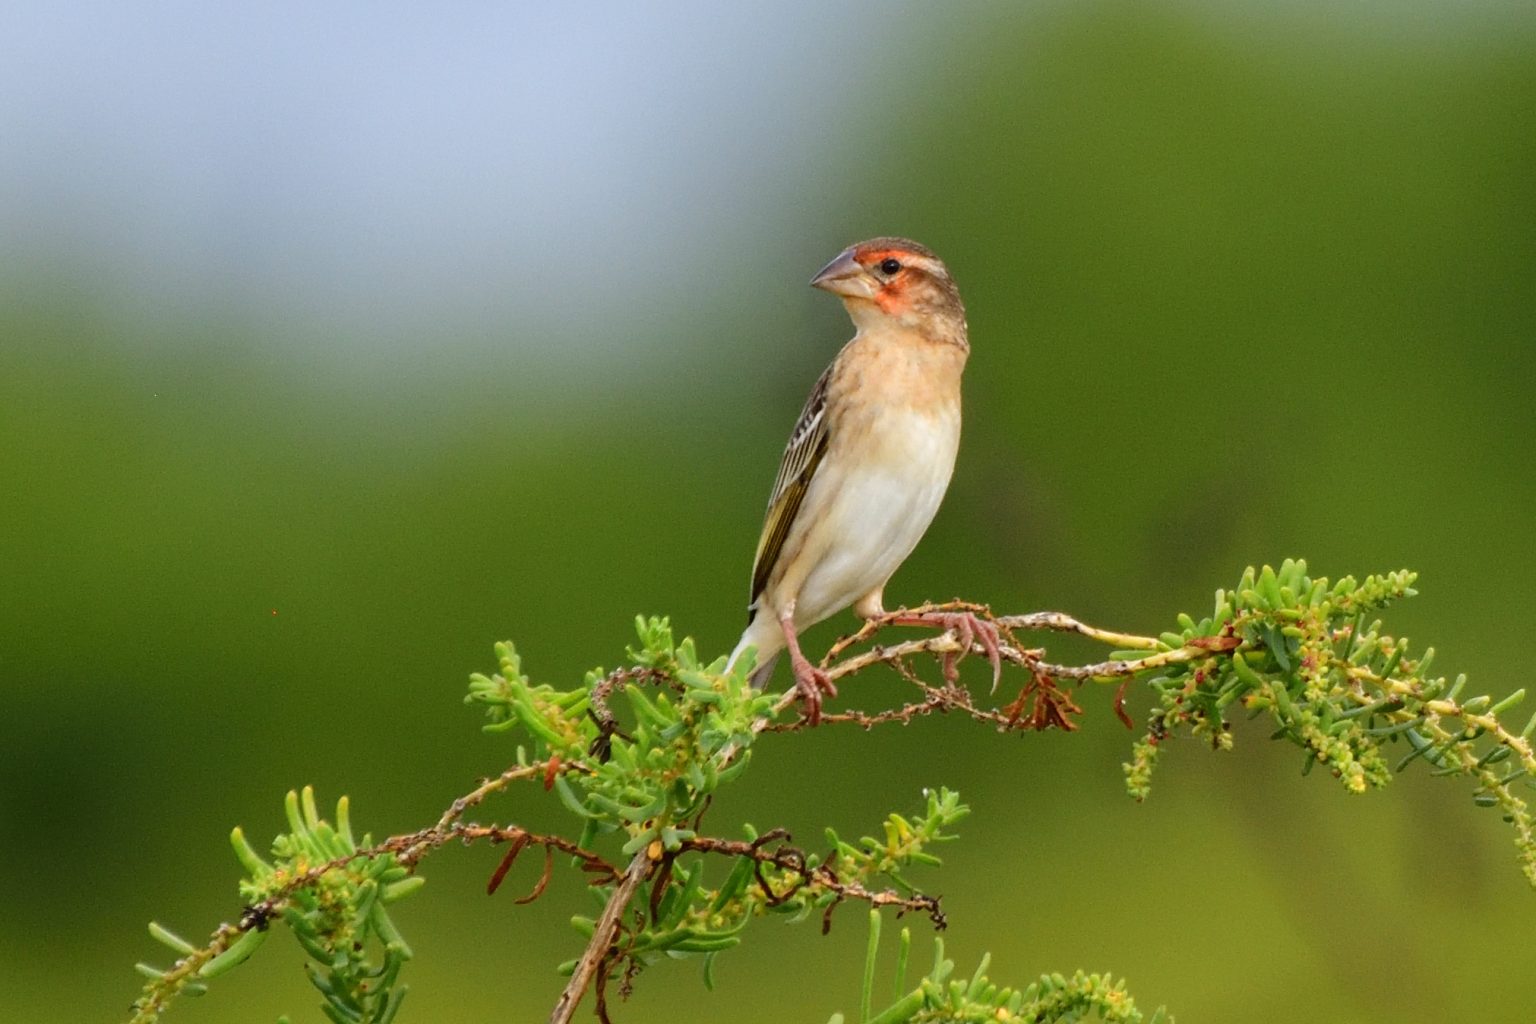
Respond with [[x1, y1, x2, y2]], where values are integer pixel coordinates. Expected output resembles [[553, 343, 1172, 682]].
[[858, 248, 914, 314], [874, 285, 910, 314]]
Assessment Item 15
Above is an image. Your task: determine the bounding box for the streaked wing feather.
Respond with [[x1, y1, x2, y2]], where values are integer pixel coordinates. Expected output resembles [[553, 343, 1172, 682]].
[[749, 366, 832, 611]]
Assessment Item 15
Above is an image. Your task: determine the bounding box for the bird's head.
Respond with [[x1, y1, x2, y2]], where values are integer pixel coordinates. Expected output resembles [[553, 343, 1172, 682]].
[[810, 237, 966, 344]]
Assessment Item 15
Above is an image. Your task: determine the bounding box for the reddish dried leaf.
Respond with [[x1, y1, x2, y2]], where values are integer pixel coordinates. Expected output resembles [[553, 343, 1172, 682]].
[[647, 854, 675, 925], [514, 847, 554, 905], [487, 832, 531, 896], [1113, 678, 1134, 730], [1188, 635, 1241, 651]]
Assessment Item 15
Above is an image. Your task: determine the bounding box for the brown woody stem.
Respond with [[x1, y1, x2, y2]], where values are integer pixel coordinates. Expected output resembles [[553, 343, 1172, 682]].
[[548, 849, 653, 1024]]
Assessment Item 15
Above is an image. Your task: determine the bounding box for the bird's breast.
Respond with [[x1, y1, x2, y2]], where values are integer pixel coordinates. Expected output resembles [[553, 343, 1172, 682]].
[[764, 329, 966, 627], [826, 331, 964, 438], [787, 398, 960, 626]]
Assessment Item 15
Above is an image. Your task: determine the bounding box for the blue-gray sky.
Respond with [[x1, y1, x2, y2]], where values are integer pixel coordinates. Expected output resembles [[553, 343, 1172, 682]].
[[1, 1, 1526, 358]]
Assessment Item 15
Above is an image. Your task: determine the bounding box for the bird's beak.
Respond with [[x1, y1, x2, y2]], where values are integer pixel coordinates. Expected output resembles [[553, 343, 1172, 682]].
[[809, 247, 875, 299]]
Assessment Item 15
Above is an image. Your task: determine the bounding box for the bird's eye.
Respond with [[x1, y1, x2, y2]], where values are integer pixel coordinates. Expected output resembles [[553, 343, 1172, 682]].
[[878, 257, 902, 275]]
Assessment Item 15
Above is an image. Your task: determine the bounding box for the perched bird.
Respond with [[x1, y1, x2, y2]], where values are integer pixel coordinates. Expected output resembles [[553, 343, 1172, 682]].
[[726, 237, 996, 723]]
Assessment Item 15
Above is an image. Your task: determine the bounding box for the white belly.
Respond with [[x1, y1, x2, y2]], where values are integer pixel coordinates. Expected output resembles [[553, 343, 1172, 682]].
[[791, 409, 957, 626]]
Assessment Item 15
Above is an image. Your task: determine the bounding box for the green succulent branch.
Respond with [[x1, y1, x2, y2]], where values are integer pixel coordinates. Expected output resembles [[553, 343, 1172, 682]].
[[127, 561, 1533, 1024], [1115, 560, 1536, 888], [840, 911, 1165, 1024]]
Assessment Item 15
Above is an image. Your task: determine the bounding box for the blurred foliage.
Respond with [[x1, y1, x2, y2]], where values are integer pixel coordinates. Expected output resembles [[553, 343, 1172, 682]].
[[6, 4, 1536, 1022], [837, 912, 1166, 1024]]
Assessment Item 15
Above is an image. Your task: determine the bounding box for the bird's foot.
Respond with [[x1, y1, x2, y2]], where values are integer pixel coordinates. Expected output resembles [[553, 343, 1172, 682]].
[[886, 607, 1004, 690], [787, 648, 837, 726]]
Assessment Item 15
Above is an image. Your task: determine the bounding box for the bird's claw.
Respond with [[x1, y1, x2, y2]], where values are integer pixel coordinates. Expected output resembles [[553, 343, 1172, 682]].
[[789, 655, 837, 726], [893, 609, 1004, 691]]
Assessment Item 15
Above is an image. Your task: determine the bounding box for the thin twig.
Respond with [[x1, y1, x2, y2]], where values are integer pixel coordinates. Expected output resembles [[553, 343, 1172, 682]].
[[820, 629, 1207, 685], [435, 763, 542, 831], [680, 835, 945, 928], [997, 611, 1161, 650], [549, 849, 653, 1024]]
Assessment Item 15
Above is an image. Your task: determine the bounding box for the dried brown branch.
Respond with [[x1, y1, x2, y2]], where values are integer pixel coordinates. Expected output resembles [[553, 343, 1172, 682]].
[[549, 849, 654, 1024], [681, 833, 946, 929], [587, 665, 675, 761], [254, 819, 617, 921], [753, 601, 1194, 736], [995, 610, 1162, 650], [818, 601, 1192, 688], [433, 761, 545, 832]]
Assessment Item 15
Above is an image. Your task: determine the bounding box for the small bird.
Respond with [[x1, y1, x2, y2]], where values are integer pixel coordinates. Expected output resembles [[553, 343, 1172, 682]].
[[726, 237, 995, 723]]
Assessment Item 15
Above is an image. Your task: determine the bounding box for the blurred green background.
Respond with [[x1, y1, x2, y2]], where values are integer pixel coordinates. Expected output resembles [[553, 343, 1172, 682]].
[[5, 2, 1535, 1021]]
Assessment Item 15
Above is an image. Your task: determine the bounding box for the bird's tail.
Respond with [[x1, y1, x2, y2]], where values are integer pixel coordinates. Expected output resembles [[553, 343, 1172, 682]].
[[748, 652, 781, 689], [726, 616, 784, 689]]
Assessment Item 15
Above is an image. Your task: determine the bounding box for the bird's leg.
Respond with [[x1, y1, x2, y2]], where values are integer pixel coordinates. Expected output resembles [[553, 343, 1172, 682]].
[[779, 610, 836, 726], [883, 606, 1004, 690]]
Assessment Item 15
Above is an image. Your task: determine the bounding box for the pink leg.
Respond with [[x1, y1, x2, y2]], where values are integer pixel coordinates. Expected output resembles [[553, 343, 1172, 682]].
[[886, 609, 1004, 689], [779, 611, 837, 725]]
